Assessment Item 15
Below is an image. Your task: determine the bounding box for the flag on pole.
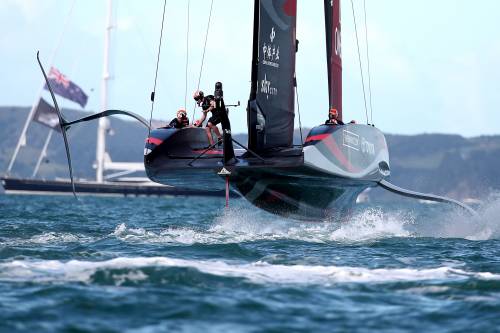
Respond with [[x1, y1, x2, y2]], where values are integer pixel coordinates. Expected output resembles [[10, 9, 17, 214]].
[[33, 98, 62, 132], [44, 67, 88, 108]]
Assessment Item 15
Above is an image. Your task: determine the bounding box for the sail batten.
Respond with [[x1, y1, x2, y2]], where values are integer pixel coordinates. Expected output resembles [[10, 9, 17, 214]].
[[324, 0, 342, 121], [248, 0, 297, 152]]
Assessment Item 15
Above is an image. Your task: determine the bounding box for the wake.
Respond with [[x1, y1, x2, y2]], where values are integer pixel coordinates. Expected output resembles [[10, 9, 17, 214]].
[[1, 256, 498, 285], [6, 197, 499, 248], [111, 206, 414, 245]]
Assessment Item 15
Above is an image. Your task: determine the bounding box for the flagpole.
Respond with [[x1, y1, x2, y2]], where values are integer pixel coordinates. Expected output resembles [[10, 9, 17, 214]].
[[32, 130, 54, 178], [96, 0, 113, 183], [4, 0, 77, 176]]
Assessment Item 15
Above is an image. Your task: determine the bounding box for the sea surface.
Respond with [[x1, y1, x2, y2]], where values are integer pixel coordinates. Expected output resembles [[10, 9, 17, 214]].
[[0, 194, 499, 332]]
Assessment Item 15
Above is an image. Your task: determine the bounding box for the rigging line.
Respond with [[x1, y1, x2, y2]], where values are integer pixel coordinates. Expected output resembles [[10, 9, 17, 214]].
[[184, 0, 191, 111], [148, 0, 167, 138], [121, 1, 174, 104], [192, 0, 215, 123], [295, 76, 303, 146], [363, 0, 374, 124], [350, 0, 369, 124]]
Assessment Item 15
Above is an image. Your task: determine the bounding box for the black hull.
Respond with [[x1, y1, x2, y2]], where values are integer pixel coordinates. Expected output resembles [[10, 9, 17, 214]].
[[229, 167, 371, 219], [1, 177, 234, 198], [144, 125, 390, 219]]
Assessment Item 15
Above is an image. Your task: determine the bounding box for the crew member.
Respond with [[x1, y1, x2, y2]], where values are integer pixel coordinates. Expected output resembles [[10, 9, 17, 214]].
[[325, 108, 345, 125], [193, 90, 222, 146], [168, 109, 189, 128]]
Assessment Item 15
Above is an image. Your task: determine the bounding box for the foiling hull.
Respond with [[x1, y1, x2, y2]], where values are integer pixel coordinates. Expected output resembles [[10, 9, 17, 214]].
[[144, 124, 390, 219]]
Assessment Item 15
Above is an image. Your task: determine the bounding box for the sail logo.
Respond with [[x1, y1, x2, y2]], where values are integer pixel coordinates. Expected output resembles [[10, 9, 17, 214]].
[[335, 27, 342, 58], [260, 74, 278, 99], [262, 27, 280, 68]]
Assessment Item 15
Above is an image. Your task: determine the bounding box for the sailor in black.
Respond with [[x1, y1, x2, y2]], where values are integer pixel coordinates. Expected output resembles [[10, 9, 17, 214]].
[[193, 90, 222, 146], [325, 108, 344, 125], [168, 109, 189, 128]]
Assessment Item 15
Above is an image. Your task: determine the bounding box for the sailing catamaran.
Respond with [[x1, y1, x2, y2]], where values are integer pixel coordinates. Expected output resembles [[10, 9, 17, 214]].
[[36, 0, 475, 217]]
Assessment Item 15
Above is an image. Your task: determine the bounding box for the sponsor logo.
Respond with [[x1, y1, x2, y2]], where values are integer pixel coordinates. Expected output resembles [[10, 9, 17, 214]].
[[361, 137, 375, 156], [335, 27, 342, 58], [343, 130, 359, 151], [343, 130, 375, 156], [262, 26, 280, 68], [260, 74, 278, 99], [328, 1, 342, 58]]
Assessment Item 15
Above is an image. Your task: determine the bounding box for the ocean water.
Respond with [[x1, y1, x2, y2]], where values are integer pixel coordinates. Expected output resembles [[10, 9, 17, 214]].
[[0, 194, 499, 332]]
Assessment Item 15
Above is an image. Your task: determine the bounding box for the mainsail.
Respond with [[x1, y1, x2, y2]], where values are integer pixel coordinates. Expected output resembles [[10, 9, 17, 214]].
[[248, 0, 297, 151], [324, 0, 342, 121]]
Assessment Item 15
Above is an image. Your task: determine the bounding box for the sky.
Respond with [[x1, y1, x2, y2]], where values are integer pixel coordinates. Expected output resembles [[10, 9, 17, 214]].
[[0, 0, 499, 137]]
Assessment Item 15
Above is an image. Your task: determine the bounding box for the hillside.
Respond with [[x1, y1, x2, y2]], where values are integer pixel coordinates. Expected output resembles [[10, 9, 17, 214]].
[[2, 106, 500, 200]]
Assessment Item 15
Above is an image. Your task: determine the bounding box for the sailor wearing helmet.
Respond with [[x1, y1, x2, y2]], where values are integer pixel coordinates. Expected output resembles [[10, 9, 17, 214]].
[[168, 109, 189, 128], [325, 108, 345, 125], [193, 90, 222, 146]]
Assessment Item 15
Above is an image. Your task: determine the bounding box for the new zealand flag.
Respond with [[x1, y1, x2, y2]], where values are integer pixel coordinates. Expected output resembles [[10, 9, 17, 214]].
[[44, 67, 88, 108]]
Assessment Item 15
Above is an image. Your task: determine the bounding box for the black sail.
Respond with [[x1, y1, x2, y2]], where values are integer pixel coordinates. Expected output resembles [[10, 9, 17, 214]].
[[248, 0, 297, 152], [324, 0, 342, 121]]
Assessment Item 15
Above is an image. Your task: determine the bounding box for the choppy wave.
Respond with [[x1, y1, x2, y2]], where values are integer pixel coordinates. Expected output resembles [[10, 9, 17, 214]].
[[0, 256, 498, 286], [111, 207, 414, 245], [213, 196, 500, 242], [5, 196, 498, 252], [4, 232, 95, 246], [328, 208, 413, 241]]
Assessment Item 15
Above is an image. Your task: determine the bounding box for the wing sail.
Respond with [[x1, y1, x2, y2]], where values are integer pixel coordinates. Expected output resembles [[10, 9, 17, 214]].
[[248, 0, 297, 151]]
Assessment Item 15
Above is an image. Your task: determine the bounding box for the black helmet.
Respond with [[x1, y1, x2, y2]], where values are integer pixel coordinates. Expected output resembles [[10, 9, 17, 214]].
[[193, 90, 204, 102]]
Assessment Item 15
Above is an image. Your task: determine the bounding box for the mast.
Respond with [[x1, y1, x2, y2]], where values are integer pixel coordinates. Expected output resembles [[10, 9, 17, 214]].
[[324, 0, 342, 121], [32, 130, 54, 178], [96, 0, 113, 183], [249, 0, 260, 102], [247, 0, 260, 150]]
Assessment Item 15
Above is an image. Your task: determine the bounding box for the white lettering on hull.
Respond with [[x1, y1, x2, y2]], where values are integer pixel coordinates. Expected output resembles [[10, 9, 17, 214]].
[[343, 129, 375, 156], [343, 130, 359, 151], [361, 137, 375, 156]]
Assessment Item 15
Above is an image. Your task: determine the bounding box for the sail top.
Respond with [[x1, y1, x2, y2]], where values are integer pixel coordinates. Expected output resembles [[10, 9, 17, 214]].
[[324, 0, 342, 121], [248, 0, 297, 152]]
